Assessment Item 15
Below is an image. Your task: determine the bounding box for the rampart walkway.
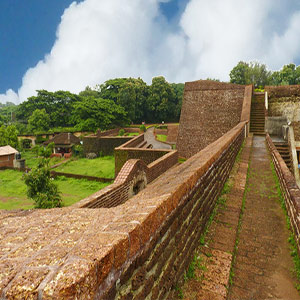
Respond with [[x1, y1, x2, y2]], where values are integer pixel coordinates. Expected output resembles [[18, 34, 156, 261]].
[[228, 136, 300, 299], [179, 135, 300, 299]]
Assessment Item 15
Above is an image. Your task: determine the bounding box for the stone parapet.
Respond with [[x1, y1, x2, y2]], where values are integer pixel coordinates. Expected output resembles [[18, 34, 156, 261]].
[[0, 122, 246, 299]]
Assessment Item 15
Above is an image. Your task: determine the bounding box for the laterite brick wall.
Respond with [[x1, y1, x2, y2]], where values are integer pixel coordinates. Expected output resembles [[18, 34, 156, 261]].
[[266, 134, 300, 253], [265, 85, 300, 122], [114, 134, 174, 176], [0, 122, 246, 299], [83, 136, 132, 156], [177, 80, 246, 158]]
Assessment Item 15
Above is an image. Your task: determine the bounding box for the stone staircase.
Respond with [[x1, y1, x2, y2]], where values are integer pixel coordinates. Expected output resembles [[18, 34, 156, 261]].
[[273, 141, 293, 173], [250, 93, 265, 135]]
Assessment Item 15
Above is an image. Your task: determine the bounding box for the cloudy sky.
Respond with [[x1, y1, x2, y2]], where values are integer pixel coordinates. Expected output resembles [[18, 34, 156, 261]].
[[1, 0, 300, 104]]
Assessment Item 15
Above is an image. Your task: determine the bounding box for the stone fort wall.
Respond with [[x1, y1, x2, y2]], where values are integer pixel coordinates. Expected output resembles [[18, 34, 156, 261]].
[[266, 133, 300, 255], [177, 80, 250, 158], [266, 85, 300, 121], [0, 122, 246, 299]]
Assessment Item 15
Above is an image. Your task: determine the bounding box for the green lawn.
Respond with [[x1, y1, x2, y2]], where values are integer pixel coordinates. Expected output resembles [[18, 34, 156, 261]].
[[156, 134, 167, 142], [0, 169, 110, 210], [125, 132, 139, 136], [55, 156, 115, 179], [22, 150, 63, 169]]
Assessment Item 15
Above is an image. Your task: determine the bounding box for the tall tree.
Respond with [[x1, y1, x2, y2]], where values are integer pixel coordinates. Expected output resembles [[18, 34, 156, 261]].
[[230, 61, 271, 87], [0, 125, 18, 148], [147, 76, 176, 122], [16, 90, 81, 127], [28, 109, 51, 133], [71, 96, 128, 131]]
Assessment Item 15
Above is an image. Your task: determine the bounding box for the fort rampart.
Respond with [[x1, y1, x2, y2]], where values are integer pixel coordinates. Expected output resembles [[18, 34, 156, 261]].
[[266, 133, 300, 254], [177, 80, 251, 158], [0, 122, 246, 299]]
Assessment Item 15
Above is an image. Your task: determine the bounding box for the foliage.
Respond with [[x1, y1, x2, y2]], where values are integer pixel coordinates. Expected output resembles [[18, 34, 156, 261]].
[[0, 169, 109, 209], [24, 159, 62, 208], [71, 96, 128, 131], [72, 144, 84, 157], [0, 124, 18, 148], [35, 135, 47, 144], [0, 102, 17, 124], [17, 90, 81, 128], [139, 124, 146, 132], [147, 76, 177, 122], [28, 108, 50, 133], [230, 61, 300, 87], [230, 61, 271, 87], [118, 129, 125, 136]]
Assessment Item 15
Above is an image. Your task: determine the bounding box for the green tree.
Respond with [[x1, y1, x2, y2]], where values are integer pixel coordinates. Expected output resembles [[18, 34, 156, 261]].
[[28, 109, 50, 133], [24, 159, 61, 208], [0, 125, 18, 148], [16, 90, 81, 127], [147, 76, 176, 122], [230, 61, 271, 87], [71, 96, 128, 131], [229, 61, 249, 85]]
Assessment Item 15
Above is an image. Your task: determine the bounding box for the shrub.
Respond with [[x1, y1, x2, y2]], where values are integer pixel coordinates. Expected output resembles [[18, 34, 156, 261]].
[[118, 129, 125, 136], [73, 144, 83, 157], [139, 124, 146, 132], [24, 159, 61, 208], [21, 138, 32, 149], [35, 135, 47, 144]]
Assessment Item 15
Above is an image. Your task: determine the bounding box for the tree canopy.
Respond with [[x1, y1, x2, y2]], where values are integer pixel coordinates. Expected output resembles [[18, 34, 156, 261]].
[[230, 61, 300, 87], [0, 125, 18, 148]]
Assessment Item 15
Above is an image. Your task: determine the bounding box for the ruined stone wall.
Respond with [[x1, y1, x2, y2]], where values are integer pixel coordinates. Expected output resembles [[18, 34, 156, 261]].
[[74, 149, 178, 209], [177, 80, 246, 158], [0, 122, 245, 299], [265, 85, 300, 122], [266, 133, 300, 255], [83, 136, 132, 156]]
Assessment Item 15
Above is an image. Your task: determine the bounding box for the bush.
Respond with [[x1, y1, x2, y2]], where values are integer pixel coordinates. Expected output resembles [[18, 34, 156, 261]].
[[118, 129, 125, 136], [21, 138, 32, 149], [139, 124, 146, 132], [24, 159, 61, 208], [35, 135, 47, 144], [73, 144, 83, 157]]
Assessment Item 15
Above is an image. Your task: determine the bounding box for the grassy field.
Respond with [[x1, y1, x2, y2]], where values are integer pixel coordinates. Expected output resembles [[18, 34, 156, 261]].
[[55, 156, 115, 179], [22, 150, 63, 169], [156, 134, 167, 142], [0, 169, 110, 210]]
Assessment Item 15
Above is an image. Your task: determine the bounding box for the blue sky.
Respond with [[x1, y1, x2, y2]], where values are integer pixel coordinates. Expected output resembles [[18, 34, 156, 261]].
[[0, 0, 186, 94], [0, 0, 81, 93], [1, 0, 300, 104]]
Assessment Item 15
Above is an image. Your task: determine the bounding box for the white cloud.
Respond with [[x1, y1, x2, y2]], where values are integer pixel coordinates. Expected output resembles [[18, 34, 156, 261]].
[[1, 0, 300, 104], [0, 89, 19, 104]]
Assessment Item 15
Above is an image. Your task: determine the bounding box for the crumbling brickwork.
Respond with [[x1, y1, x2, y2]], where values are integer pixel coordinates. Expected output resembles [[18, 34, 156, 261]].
[[177, 80, 246, 158], [265, 85, 300, 122]]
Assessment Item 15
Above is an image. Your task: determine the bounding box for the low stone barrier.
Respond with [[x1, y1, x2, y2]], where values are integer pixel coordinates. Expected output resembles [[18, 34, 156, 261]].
[[266, 133, 300, 253], [50, 171, 113, 183]]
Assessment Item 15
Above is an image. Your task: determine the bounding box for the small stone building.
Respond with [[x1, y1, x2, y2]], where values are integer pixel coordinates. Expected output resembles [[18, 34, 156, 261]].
[[0, 145, 18, 168], [44, 133, 80, 157]]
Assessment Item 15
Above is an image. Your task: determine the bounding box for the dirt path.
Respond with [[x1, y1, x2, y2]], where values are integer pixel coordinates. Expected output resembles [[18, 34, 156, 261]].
[[228, 136, 300, 300]]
